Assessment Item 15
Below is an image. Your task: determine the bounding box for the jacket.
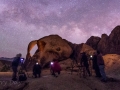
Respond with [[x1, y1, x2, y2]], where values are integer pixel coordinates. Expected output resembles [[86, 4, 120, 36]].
[[97, 54, 105, 65]]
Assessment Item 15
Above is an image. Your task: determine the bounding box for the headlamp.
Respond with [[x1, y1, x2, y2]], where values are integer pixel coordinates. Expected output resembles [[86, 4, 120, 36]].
[[90, 55, 92, 58], [20, 58, 24, 63], [21, 58, 24, 61], [90, 55, 93, 58], [51, 62, 53, 65]]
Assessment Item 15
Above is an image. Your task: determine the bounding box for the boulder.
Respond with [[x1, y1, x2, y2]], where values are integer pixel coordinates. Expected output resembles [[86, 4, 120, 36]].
[[97, 34, 109, 54], [86, 25, 120, 55], [86, 36, 101, 50], [25, 35, 73, 69], [66, 42, 96, 62], [103, 54, 120, 79], [108, 26, 120, 54]]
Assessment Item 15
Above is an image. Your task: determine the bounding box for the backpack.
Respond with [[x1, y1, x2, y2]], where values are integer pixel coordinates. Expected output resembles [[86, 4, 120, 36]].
[[18, 72, 27, 81]]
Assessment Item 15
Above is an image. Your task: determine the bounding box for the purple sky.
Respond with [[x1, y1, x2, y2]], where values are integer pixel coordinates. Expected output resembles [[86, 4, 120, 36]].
[[0, 0, 120, 58]]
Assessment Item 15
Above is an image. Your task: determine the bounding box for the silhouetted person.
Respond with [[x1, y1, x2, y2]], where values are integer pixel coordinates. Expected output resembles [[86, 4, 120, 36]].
[[92, 53, 101, 77], [12, 53, 22, 81], [50, 59, 61, 77], [33, 62, 42, 78], [81, 52, 91, 76], [97, 50, 107, 82]]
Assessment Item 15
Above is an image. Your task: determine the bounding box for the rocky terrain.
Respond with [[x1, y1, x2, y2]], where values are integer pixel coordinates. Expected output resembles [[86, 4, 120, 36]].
[[103, 54, 120, 79], [0, 54, 120, 90], [86, 25, 120, 55], [0, 60, 12, 72]]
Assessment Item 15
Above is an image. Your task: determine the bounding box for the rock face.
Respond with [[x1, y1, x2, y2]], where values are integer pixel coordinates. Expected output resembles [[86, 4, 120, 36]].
[[25, 35, 73, 69], [86, 26, 120, 55], [65, 40, 96, 63], [25, 35, 95, 70], [97, 34, 109, 54], [103, 54, 120, 79], [108, 26, 120, 54], [86, 36, 101, 50]]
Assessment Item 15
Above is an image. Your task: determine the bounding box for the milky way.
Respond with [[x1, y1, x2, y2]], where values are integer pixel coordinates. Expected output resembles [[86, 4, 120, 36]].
[[0, 0, 120, 58]]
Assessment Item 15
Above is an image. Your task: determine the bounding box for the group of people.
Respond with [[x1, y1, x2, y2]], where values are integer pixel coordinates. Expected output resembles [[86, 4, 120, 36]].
[[11, 50, 107, 82], [80, 51, 107, 82], [11, 53, 62, 81], [32, 59, 62, 78]]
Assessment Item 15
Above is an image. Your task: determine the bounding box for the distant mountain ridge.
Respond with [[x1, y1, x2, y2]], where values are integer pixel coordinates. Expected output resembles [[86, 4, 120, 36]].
[[0, 57, 13, 61]]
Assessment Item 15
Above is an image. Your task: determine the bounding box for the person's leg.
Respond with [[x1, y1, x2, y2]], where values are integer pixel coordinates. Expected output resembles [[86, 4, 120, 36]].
[[95, 67, 101, 77], [99, 65, 107, 81], [50, 68, 54, 75], [34, 73, 37, 78], [12, 72, 17, 80], [86, 67, 91, 76], [12, 67, 17, 81], [58, 71, 60, 75], [38, 72, 41, 77], [53, 71, 57, 77], [52, 71, 55, 76]]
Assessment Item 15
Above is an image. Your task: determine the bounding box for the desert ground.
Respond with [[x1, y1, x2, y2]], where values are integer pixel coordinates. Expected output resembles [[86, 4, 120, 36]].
[[0, 69, 120, 90], [0, 54, 120, 90]]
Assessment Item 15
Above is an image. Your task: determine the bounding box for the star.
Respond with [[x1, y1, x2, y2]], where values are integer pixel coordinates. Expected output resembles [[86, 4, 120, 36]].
[[0, 0, 120, 58]]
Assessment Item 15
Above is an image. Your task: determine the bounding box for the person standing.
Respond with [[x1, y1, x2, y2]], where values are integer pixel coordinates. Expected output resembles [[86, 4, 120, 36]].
[[12, 53, 22, 81], [33, 62, 42, 78], [97, 50, 107, 82], [81, 52, 91, 76], [92, 52, 101, 77], [50, 59, 61, 77]]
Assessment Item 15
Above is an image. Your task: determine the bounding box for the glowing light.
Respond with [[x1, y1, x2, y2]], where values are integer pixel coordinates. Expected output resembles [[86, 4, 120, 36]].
[[90, 55, 92, 58], [51, 62, 53, 65]]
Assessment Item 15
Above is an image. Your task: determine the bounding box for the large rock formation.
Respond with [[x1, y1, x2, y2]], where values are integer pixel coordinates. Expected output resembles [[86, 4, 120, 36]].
[[86, 36, 101, 50], [63, 40, 96, 63], [25, 35, 73, 69], [103, 54, 120, 79], [97, 34, 109, 54], [86, 25, 120, 55], [25, 35, 95, 70], [108, 26, 120, 54]]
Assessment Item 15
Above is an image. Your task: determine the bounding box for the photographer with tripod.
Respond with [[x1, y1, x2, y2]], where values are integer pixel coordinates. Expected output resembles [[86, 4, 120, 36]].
[[11, 53, 22, 81], [81, 52, 91, 77]]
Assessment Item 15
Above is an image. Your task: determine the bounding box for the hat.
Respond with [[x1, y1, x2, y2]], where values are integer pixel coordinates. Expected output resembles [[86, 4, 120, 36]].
[[16, 53, 22, 57]]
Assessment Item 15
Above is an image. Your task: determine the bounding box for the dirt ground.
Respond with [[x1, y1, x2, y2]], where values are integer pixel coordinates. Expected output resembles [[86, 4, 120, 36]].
[[0, 54, 120, 90], [0, 69, 120, 90]]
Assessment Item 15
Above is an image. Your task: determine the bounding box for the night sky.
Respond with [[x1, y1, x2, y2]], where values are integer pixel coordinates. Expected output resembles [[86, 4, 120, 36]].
[[0, 0, 120, 58]]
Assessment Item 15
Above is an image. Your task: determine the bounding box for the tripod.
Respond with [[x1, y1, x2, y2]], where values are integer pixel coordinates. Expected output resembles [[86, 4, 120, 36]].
[[70, 59, 90, 78], [70, 59, 81, 75]]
